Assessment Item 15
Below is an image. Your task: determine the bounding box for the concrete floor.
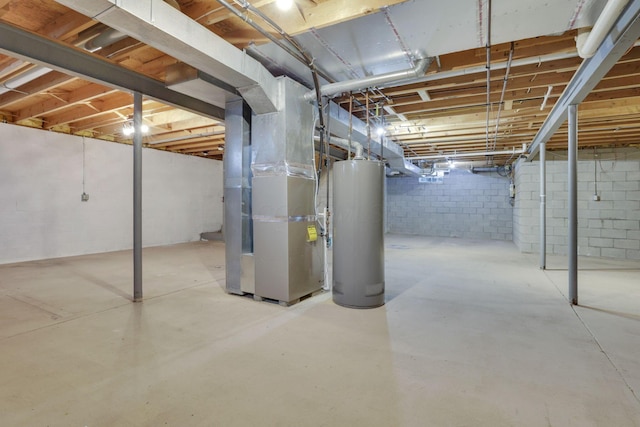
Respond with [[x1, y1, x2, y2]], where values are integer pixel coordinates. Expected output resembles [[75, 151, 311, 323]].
[[1, 235, 639, 426]]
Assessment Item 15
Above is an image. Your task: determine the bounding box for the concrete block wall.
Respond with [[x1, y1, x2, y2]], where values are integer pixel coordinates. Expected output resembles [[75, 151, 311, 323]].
[[513, 148, 640, 260], [387, 168, 513, 240], [0, 123, 223, 264]]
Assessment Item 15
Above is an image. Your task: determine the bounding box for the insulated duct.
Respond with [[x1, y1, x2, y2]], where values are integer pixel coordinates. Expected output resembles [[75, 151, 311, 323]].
[[0, 65, 52, 95], [577, 0, 630, 58], [84, 28, 128, 52], [56, 0, 278, 114]]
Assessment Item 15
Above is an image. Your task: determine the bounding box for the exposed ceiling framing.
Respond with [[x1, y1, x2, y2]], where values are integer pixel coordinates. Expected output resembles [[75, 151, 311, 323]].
[[0, 0, 639, 166]]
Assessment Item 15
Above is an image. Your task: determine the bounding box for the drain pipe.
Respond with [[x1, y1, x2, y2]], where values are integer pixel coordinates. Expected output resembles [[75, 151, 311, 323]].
[[577, 0, 629, 58], [304, 57, 431, 101]]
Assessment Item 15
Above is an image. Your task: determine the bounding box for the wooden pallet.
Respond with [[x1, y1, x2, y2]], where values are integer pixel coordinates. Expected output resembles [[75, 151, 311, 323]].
[[250, 289, 325, 307]]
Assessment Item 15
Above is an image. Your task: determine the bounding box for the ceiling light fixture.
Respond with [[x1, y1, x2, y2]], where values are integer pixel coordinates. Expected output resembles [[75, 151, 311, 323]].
[[122, 122, 149, 136], [276, 0, 294, 11]]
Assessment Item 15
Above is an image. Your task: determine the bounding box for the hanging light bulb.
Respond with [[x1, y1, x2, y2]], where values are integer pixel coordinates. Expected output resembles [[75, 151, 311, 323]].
[[276, 0, 294, 10], [122, 123, 134, 136], [376, 126, 385, 137], [122, 122, 149, 136]]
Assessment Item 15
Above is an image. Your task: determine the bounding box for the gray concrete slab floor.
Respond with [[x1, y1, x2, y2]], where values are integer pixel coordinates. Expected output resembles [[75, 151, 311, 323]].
[[0, 235, 639, 426]]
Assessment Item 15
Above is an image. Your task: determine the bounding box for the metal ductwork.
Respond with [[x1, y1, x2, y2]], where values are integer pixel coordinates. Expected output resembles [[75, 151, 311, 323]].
[[326, 101, 421, 176], [56, 0, 278, 114], [304, 57, 431, 101], [165, 62, 239, 109]]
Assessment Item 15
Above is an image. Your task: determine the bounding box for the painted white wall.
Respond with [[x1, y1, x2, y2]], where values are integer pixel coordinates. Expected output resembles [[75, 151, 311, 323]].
[[0, 123, 223, 264]]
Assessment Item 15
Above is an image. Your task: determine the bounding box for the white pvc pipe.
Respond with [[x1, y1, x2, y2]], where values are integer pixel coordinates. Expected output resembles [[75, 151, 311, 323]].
[[577, 0, 630, 58]]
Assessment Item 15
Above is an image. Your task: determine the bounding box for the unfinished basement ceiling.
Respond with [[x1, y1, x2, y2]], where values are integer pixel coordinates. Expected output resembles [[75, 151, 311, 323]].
[[0, 0, 639, 167]]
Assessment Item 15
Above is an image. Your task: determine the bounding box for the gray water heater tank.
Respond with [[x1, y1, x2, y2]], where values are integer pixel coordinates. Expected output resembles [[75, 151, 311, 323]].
[[332, 159, 385, 308]]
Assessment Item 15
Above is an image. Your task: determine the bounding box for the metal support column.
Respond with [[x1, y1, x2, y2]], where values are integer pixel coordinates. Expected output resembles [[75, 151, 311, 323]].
[[133, 92, 143, 302], [568, 104, 578, 305], [539, 141, 547, 270]]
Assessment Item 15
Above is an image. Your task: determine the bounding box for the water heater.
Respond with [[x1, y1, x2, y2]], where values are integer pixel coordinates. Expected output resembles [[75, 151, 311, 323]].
[[332, 159, 385, 308]]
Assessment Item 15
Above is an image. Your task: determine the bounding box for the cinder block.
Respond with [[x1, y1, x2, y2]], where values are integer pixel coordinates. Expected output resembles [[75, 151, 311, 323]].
[[589, 237, 614, 248], [552, 244, 568, 256], [614, 239, 640, 250], [601, 247, 627, 259], [613, 200, 640, 211], [626, 249, 640, 260], [613, 220, 639, 230], [626, 230, 640, 240], [613, 181, 640, 191], [626, 171, 640, 181], [600, 228, 626, 239], [613, 162, 640, 172], [597, 179, 615, 190], [548, 235, 566, 245], [625, 191, 640, 201]]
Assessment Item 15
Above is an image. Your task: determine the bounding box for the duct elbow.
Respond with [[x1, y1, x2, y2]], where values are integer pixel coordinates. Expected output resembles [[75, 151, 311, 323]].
[[411, 57, 430, 78], [576, 0, 630, 59], [576, 28, 594, 59]]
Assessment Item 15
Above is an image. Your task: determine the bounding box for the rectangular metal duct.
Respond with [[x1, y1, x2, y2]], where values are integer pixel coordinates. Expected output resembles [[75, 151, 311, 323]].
[[165, 62, 239, 109], [55, 0, 278, 114], [326, 101, 421, 176]]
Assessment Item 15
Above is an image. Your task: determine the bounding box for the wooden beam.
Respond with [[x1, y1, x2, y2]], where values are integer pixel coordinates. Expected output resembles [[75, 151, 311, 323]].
[[16, 83, 118, 121]]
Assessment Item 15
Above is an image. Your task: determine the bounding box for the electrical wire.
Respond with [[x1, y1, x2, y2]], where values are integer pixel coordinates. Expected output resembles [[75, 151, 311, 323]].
[[82, 136, 86, 193]]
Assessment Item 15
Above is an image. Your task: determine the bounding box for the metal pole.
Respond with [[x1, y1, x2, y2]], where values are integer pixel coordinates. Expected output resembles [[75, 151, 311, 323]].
[[347, 93, 353, 160], [133, 92, 143, 302], [568, 104, 578, 305], [539, 141, 546, 269], [366, 92, 371, 160]]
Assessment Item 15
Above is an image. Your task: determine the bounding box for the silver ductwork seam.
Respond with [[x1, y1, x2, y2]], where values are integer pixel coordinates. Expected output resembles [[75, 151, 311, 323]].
[[55, 0, 278, 114]]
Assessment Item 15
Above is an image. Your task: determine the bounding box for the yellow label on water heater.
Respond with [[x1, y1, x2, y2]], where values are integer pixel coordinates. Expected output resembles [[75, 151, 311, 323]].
[[307, 225, 318, 242]]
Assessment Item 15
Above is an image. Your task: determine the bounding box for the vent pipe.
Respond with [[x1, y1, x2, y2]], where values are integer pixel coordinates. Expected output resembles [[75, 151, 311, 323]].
[[577, 0, 629, 58], [304, 57, 431, 101]]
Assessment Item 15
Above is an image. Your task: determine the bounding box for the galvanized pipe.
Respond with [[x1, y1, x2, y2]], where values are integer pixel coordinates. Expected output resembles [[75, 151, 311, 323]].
[[568, 104, 578, 305], [305, 57, 431, 101], [133, 91, 143, 302], [408, 147, 525, 161], [492, 42, 514, 151], [539, 141, 547, 270]]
